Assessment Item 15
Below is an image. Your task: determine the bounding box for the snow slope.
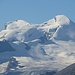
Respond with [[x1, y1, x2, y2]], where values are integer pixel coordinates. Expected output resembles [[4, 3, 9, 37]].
[[0, 15, 75, 75]]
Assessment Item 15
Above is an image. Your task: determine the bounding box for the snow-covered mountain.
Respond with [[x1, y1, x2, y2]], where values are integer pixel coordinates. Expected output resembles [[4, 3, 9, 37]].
[[0, 15, 75, 75]]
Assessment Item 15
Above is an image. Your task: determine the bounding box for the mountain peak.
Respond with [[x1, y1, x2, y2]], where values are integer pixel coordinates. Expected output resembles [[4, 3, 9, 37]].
[[4, 20, 29, 30], [55, 15, 70, 25], [45, 15, 70, 27], [0, 15, 74, 42], [15, 20, 29, 25]]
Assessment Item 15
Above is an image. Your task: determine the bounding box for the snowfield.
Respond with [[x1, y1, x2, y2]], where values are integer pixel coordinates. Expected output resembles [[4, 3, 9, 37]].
[[0, 15, 75, 75]]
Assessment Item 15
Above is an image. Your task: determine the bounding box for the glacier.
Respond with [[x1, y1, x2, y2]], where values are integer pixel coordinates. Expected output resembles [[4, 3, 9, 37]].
[[0, 15, 75, 75]]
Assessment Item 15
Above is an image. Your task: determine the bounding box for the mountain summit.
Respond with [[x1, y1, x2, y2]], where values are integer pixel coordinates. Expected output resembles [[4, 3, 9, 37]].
[[54, 15, 70, 25], [0, 15, 75, 42], [47, 15, 70, 25], [0, 15, 75, 75]]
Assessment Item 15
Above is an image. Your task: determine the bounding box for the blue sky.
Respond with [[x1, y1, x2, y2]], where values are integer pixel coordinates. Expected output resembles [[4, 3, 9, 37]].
[[0, 0, 75, 29]]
